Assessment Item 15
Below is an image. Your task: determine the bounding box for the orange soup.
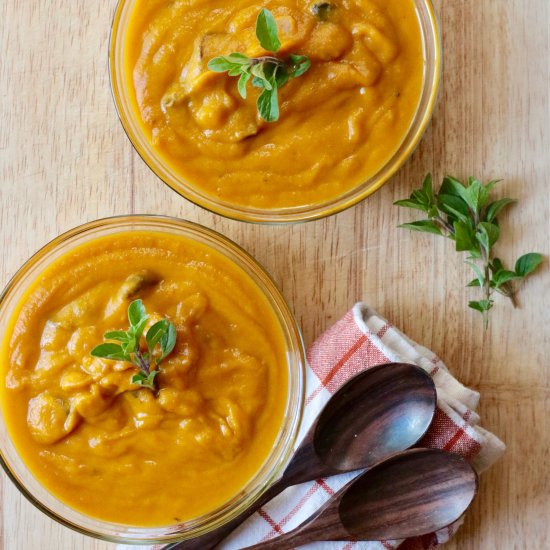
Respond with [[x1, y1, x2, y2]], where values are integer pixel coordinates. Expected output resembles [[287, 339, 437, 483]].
[[124, 0, 425, 210], [0, 231, 288, 525]]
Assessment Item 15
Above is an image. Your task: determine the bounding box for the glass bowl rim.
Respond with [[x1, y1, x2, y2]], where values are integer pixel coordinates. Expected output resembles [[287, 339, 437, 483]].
[[0, 214, 306, 543], [108, 0, 442, 223]]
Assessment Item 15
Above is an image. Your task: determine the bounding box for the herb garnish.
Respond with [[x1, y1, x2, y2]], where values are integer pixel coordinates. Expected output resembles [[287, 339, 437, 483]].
[[207, 8, 311, 122], [91, 299, 176, 390], [395, 175, 543, 327]]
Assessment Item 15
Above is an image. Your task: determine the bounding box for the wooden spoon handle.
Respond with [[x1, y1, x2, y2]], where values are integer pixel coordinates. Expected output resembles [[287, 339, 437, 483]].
[[240, 526, 322, 550]]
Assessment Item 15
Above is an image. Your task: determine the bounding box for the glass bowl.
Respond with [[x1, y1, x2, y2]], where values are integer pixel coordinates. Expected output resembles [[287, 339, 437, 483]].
[[0, 215, 305, 544], [109, 0, 441, 223]]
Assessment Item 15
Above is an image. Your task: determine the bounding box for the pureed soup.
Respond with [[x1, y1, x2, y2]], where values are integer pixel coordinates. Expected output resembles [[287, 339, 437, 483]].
[[124, 0, 424, 210], [0, 231, 288, 525]]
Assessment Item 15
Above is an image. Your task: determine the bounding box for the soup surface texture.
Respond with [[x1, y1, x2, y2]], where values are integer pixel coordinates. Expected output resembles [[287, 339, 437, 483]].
[[0, 231, 288, 525], [124, 0, 424, 210]]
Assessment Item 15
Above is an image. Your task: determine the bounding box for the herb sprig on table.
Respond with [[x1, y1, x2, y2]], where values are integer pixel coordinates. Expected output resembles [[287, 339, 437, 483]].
[[207, 8, 311, 122], [395, 175, 543, 328], [91, 299, 176, 390]]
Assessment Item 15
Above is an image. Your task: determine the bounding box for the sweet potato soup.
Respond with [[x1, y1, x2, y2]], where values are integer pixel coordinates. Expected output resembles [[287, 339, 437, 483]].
[[124, 0, 424, 210], [0, 232, 288, 525]]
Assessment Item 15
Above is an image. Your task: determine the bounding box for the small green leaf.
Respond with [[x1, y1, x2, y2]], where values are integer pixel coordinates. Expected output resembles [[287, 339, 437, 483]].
[[468, 299, 493, 313], [159, 322, 177, 361], [132, 371, 158, 391], [437, 194, 470, 223], [237, 71, 251, 99], [478, 222, 500, 246], [515, 253, 543, 277], [207, 57, 239, 72], [465, 260, 485, 287], [422, 173, 434, 203], [256, 8, 281, 52], [485, 198, 516, 223], [492, 270, 520, 288], [398, 220, 442, 235], [146, 320, 169, 354], [128, 299, 147, 327], [103, 330, 129, 342], [275, 66, 290, 88], [131, 315, 149, 345], [122, 338, 136, 355], [91, 343, 128, 361], [257, 85, 279, 122], [250, 64, 272, 90], [467, 278, 481, 287], [464, 178, 485, 213], [440, 176, 471, 206], [491, 258, 504, 273], [288, 54, 311, 78], [393, 199, 429, 213], [411, 189, 430, 207], [453, 221, 478, 252], [224, 53, 251, 64], [228, 65, 244, 77]]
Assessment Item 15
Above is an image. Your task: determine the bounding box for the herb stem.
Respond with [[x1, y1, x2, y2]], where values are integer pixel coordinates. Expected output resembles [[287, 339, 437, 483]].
[[435, 215, 454, 235], [250, 56, 284, 66], [134, 349, 150, 375], [480, 247, 491, 329]]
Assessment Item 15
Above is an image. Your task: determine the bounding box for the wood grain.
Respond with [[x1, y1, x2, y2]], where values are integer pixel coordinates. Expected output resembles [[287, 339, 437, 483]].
[[0, 0, 549, 548]]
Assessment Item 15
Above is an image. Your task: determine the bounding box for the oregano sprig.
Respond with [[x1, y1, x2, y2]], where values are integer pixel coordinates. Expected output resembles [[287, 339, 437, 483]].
[[91, 299, 176, 390], [207, 8, 311, 122], [395, 175, 543, 328]]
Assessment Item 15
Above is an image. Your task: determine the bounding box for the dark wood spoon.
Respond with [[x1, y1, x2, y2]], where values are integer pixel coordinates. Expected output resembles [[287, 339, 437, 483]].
[[241, 449, 478, 549], [165, 362, 436, 550]]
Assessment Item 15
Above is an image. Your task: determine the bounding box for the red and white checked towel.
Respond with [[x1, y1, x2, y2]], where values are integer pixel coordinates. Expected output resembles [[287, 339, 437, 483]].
[[121, 303, 505, 550]]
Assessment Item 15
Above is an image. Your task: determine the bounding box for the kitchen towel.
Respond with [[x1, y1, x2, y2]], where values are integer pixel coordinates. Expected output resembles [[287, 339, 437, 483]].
[[122, 302, 505, 550]]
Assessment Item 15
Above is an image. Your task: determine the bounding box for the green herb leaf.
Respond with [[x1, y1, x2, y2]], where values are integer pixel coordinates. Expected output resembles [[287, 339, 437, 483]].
[[288, 54, 311, 78], [515, 253, 543, 277], [485, 198, 516, 223], [159, 322, 177, 361], [257, 85, 279, 122], [437, 194, 470, 223], [465, 260, 485, 288], [440, 176, 471, 206], [399, 220, 442, 235], [103, 330, 130, 342], [132, 371, 158, 391], [128, 299, 147, 327], [468, 299, 493, 313], [250, 63, 272, 90], [492, 270, 520, 288], [207, 57, 238, 72], [476, 222, 500, 254], [394, 199, 428, 212], [91, 343, 128, 361], [237, 71, 251, 99], [422, 173, 435, 204], [131, 315, 150, 346], [256, 8, 281, 52], [453, 221, 478, 252], [467, 278, 481, 287], [146, 320, 170, 353]]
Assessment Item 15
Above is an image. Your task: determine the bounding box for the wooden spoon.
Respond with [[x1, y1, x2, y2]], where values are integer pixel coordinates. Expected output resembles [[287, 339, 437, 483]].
[[165, 362, 436, 550], [241, 449, 478, 549]]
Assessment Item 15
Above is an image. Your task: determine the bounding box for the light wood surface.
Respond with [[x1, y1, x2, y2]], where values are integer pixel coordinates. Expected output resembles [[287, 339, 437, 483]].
[[1, 0, 549, 548]]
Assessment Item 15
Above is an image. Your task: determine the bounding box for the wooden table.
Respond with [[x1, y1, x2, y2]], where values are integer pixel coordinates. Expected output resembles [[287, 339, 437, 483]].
[[1, 0, 549, 548]]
